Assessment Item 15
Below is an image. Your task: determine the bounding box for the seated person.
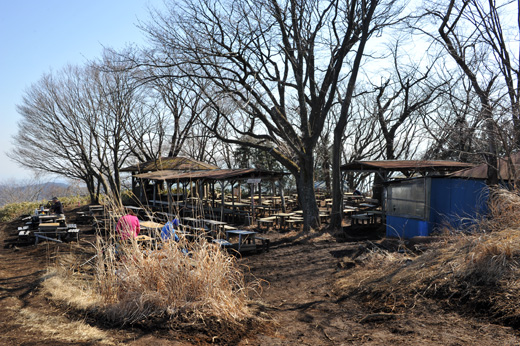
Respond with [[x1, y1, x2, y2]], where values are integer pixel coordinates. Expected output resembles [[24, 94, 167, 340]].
[[116, 210, 141, 241], [160, 218, 180, 242], [50, 197, 65, 217]]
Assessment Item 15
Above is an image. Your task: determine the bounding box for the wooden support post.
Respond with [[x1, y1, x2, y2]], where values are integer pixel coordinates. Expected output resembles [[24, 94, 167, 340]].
[[280, 182, 286, 213], [220, 180, 225, 222], [167, 181, 172, 215], [250, 183, 255, 223], [153, 182, 157, 208]]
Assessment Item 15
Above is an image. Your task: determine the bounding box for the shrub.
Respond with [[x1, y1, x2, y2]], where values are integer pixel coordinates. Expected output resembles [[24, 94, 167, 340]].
[[42, 201, 259, 339], [0, 195, 91, 222], [0, 201, 43, 222], [95, 234, 254, 327]]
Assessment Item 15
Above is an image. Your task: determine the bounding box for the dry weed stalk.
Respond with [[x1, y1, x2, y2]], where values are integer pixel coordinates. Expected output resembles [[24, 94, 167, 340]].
[[41, 195, 258, 332], [97, 237, 251, 325], [92, 199, 254, 327], [482, 187, 520, 231], [335, 188, 520, 323]]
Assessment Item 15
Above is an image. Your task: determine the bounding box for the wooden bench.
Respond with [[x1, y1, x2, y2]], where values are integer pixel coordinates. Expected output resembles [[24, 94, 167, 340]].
[[257, 217, 277, 231], [38, 223, 60, 231], [18, 230, 32, 241], [76, 211, 93, 224], [285, 219, 303, 229], [255, 236, 270, 252], [212, 238, 233, 248], [66, 228, 80, 242], [223, 225, 237, 231], [351, 214, 371, 225]]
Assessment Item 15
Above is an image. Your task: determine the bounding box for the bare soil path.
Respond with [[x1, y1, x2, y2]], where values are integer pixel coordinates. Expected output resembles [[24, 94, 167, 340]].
[[1, 215, 520, 345]]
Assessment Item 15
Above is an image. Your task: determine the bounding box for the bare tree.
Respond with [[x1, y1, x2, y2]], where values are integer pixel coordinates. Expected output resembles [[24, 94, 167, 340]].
[[340, 91, 384, 194], [466, 0, 519, 146], [422, 69, 486, 162], [89, 52, 152, 203], [420, 0, 520, 184], [371, 47, 442, 160], [123, 96, 167, 163], [329, 0, 405, 229], [144, 66, 208, 158], [11, 50, 158, 204], [142, 0, 404, 230], [11, 65, 103, 203]]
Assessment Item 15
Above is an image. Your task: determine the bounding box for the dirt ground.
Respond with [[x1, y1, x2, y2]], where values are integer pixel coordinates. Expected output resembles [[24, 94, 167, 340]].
[[1, 210, 520, 345]]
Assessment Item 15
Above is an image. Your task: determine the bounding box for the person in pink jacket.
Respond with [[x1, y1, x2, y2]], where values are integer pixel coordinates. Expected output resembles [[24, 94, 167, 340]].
[[116, 210, 141, 240]]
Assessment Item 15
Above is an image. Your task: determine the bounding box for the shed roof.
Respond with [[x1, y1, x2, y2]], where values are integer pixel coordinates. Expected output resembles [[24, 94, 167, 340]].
[[134, 168, 288, 182], [451, 154, 520, 180], [341, 160, 473, 176], [121, 156, 219, 173]]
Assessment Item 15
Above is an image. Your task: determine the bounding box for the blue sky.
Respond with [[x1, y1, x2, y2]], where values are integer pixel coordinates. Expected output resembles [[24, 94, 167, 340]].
[[0, 0, 164, 181]]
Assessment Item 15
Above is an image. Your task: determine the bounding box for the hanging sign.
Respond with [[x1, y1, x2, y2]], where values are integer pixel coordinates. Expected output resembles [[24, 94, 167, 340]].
[[247, 178, 261, 184]]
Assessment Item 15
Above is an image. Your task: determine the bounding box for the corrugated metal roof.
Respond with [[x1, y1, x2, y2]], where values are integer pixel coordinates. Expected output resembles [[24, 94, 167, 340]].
[[121, 156, 219, 172], [341, 160, 473, 172], [451, 154, 520, 180], [134, 168, 288, 181]]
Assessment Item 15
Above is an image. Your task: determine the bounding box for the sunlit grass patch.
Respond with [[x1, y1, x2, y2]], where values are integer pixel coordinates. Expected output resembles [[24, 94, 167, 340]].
[[13, 307, 112, 344]]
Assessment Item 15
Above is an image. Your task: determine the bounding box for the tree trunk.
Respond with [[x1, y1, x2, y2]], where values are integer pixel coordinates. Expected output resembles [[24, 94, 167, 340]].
[[372, 172, 385, 206], [330, 135, 343, 229], [296, 155, 319, 231], [485, 110, 498, 185]]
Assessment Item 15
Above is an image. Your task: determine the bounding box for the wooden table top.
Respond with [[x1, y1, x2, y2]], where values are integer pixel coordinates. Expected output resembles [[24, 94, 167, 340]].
[[136, 235, 153, 242], [139, 221, 164, 229]]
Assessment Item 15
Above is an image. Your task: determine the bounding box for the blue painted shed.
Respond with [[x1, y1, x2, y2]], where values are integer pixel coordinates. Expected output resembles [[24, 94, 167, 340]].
[[385, 177, 488, 238]]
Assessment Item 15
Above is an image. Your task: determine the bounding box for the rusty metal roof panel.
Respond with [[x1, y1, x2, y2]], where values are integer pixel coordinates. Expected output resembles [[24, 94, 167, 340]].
[[341, 160, 473, 172], [121, 156, 219, 172], [451, 154, 520, 180], [134, 168, 288, 181]]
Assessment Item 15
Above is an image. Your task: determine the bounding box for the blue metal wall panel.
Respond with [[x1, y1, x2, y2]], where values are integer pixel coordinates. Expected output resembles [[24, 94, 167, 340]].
[[386, 215, 432, 238], [429, 178, 488, 232], [386, 177, 488, 238]]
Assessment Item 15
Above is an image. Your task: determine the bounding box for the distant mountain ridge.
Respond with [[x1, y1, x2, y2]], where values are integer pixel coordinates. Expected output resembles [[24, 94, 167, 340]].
[[0, 181, 78, 207]]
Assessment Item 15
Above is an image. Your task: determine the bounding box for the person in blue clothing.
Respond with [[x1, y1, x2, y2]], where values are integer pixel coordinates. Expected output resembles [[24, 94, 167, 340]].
[[160, 218, 180, 242]]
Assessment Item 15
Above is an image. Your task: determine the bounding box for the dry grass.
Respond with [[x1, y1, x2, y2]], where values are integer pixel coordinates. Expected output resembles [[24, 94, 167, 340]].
[[11, 306, 112, 344], [335, 188, 520, 326], [41, 200, 259, 337], [41, 269, 102, 311], [95, 235, 254, 327]]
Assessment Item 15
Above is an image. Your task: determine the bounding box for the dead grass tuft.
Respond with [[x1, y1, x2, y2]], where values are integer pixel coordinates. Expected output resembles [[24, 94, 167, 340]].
[[335, 188, 520, 326], [95, 236, 255, 327], [41, 269, 102, 311], [12, 307, 112, 344], [481, 188, 520, 231], [40, 199, 262, 341]]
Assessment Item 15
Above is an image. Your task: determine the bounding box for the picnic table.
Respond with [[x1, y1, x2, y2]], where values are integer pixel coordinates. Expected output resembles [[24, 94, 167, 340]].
[[136, 234, 154, 242], [139, 220, 164, 235], [203, 219, 228, 237], [38, 214, 66, 224], [273, 212, 295, 229], [24, 222, 79, 244], [182, 217, 206, 228], [89, 205, 105, 216], [225, 229, 257, 252], [351, 212, 381, 225]]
